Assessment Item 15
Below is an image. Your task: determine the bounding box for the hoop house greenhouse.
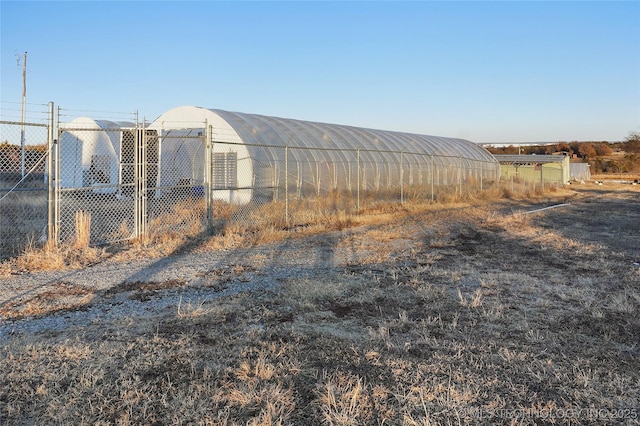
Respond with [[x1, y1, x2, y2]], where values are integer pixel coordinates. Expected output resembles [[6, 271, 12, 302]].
[[150, 106, 499, 204], [58, 117, 134, 194]]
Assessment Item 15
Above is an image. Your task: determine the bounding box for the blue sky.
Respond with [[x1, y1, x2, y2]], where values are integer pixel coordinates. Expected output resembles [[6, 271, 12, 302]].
[[1, 1, 639, 143]]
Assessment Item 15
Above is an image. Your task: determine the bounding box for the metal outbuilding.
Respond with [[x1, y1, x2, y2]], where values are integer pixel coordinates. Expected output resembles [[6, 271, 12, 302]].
[[494, 154, 570, 185]]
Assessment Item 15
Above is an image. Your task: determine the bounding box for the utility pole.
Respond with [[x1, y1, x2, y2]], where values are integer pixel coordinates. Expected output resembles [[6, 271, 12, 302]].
[[19, 52, 27, 178]]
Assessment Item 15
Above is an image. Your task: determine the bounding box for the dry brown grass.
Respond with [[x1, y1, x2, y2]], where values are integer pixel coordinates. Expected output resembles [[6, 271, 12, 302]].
[[0, 282, 95, 320], [73, 210, 91, 250], [0, 181, 566, 275], [591, 173, 640, 181], [0, 189, 47, 260], [1, 184, 639, 424], [7, 236, 105, 274]]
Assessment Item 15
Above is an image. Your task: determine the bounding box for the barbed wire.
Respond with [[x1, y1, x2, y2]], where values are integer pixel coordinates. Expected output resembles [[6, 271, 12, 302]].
[[57, 107, 137, 122], [0, 103, 50, 124], [0, 100, 50, 107]]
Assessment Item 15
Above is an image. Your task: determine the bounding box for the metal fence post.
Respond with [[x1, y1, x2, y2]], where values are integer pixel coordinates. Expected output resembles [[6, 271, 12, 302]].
[[46, 101, 57, 245], [285, 144, 289, 226], [458, 157, 462, 197], [141, 118, 149, 238], [205, 121, 213, 234], [316, 159, 321, 197], [297, 161, 301, 199], [400, 151, 404, 204], [356, 148, 360, 212], [134, 119, 141, 239], [431, 155, 434, 202], [54, 105, 61, 243]]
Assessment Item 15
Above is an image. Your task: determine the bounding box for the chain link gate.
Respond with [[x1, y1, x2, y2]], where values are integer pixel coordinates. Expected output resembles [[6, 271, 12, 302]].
[[55, 120, 210, 248], [56, 121, 135, 246]]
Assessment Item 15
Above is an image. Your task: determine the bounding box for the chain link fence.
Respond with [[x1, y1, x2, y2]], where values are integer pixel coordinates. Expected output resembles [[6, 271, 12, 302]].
[[2, 104, 504, 259], [0, 102, 53, 259], [210, 138, 499, 229]]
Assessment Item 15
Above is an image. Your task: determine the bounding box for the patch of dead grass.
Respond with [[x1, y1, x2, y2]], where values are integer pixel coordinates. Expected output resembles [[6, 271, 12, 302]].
[[1, 185, 639, 424], [1, 181, 569, 275], [0, 282, 95, 320]]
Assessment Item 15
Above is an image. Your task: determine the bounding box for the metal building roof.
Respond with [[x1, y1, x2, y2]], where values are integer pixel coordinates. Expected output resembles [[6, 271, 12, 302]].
[[494, 154, 569, 164]]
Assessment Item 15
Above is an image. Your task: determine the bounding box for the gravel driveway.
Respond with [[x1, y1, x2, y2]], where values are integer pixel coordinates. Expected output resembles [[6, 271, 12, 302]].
[[0, 224, 406, 338]]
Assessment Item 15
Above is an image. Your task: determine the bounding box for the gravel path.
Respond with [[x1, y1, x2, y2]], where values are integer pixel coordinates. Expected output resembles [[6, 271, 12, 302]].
[[0, 226, 399, 339], [1, 199, 571, 339]]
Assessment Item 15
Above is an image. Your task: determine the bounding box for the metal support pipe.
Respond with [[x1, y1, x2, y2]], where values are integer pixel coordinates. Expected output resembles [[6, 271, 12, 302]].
[[134, 117, 141, 239], [46, 101, 56, 245], [297, 161, 301, 199], [205, 121, 213, 234], [140, 118, 147, 238], [54, 106, 61, 242], [522, 203, 571, 215], [458, 157, 462, 197], [431, 155, 435, 202], [400, 151, 404, 204], [20, 52, 27, 178], [317, 161, 321, 196], [356, 148, 360, 212], [285, 145, 289, 226]]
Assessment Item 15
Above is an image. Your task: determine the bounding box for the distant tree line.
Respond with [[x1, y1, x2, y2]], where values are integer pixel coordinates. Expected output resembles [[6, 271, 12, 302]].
[[487, 132, 640, 174], [0, 141, 48, 176]]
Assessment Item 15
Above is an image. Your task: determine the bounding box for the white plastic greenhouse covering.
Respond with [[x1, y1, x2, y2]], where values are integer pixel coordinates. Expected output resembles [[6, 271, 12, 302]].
[[150, 106, 500, 203], [57, 117, 135, 194]]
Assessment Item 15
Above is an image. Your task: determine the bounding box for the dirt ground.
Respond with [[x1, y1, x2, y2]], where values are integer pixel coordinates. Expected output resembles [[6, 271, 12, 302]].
[[0, 184, 639, 425]]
